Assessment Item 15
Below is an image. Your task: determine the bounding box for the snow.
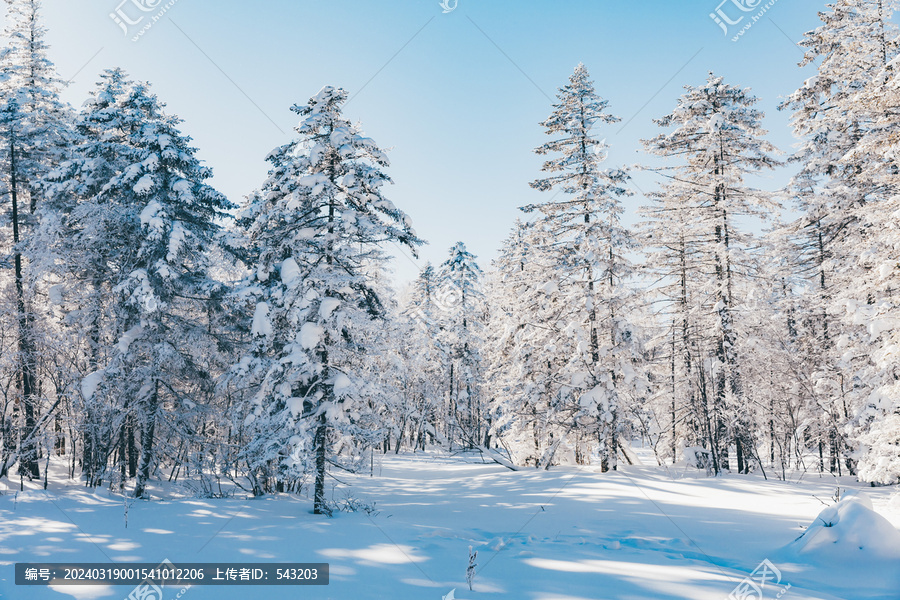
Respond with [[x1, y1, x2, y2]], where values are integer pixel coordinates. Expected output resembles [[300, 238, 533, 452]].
[[1, 453, 897, 600], [298, 174, 327, 196], [80, 370, 105, 401], [299, 322, 324, 349], [280, 257, 301, 287], [319, 297, 341, 320], [116, 325, 144, 354], [539, 280, 558, 295], [779, 493, 900, 596], [48, 285, 64, 306], [332, 371, 352, 395], [286, 397, 305, 417], [166, 221, 187, 262], [139, 200, 164, 230], [133, 174, 154, 196], [707, 112, 724, 131], [251, 302, 272, 337]]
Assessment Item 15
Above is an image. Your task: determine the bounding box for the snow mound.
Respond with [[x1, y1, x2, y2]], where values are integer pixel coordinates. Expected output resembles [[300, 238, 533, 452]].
[[790, 495, 900, 559], [782, 494, 900, 595], [299, 322, 324, 349]]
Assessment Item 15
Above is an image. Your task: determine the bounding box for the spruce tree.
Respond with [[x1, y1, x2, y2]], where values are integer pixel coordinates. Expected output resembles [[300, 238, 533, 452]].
[[233, 87, 421, 512], [643, 73, 779, 473], [0, 0, 72, 480], [524, 63, 643, 471]]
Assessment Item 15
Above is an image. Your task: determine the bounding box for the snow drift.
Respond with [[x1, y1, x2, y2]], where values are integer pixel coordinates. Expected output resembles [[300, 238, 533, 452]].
[[780, 494, 900, 597]]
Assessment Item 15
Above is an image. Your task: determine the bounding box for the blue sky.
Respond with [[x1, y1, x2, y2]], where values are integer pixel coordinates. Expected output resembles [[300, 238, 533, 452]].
[[19, 0, 826, 284]]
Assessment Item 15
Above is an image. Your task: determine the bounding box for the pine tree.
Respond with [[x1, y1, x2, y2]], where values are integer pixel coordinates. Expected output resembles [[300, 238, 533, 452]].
[[400, 263, 449, 451], [780, 0, 899, 476], [436, 242, 485, 448], [523, 63, 643, 471], [232, 87, 421, 512], [637, 178, 716, 466], [484, 220, 562, 466], [43, 71, 234, 496], [643, 73, 779, 474], [0, 0, 72, 480], [39, 68, 135, 486]]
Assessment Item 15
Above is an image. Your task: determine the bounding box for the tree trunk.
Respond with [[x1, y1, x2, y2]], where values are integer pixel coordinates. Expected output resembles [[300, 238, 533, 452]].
[[313, 412, 328, 515], [8, 127, 40, 480], [133, 382, 158, 498], [127, 419, 137, 478]]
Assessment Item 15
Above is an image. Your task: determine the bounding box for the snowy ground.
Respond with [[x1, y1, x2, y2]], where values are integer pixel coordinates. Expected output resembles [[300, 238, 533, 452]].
[[0, 451, 897, 600]]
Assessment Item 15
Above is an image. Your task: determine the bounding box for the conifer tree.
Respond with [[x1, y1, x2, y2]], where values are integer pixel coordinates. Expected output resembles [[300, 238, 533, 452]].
[[0, 0, 72, 479], [524, 64, 643, 471], [643, 73, 779, 473], [233, 87, 421, 512]]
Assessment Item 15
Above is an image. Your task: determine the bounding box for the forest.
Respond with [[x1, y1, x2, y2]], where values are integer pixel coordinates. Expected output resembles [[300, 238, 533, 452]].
[[1, 0, 899, 522]]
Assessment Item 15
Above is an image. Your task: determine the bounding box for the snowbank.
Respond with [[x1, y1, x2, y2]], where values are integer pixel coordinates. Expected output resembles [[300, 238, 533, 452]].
[[781, 494, 900, 596]]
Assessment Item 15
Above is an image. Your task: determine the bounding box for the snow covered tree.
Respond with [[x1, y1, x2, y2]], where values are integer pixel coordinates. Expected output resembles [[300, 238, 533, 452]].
[[484, 219, 564, 466], [0, 0, 72, 480], [42, 71, 234, 496], [435, 242, 485, 448], [642, 73, 779, 474], [521, 63, 645, 471], [398, 263, 450, 451], [637, 178, 716, 466], [857, 415, 900, 484], [231, 86, 421, 513], [779, 0, 900, 477]]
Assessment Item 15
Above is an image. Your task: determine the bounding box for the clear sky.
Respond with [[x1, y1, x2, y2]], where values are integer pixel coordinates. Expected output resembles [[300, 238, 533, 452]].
[[11, 0, 827, 285]]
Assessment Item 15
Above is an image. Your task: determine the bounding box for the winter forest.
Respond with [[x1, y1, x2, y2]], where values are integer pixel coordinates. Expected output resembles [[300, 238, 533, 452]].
[[2, 0, 900, 502], [1, 0, 900, 597]]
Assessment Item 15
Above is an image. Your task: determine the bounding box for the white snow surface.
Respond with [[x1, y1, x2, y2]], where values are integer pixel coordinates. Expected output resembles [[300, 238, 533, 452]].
[[778, 493, 900, 596], [0, 453, 897, 600]]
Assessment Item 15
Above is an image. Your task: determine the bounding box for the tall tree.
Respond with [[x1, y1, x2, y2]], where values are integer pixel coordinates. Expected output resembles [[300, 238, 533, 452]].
[[643, 73, 779, 474], [637, 178, 716, 467], [0, 0, 71, 480], [523, 63, 644, 471], [779, 0, 899, 475], [232, 86, 421, 513], [436, 242, 485, 448], [44, 73, 234, 496], [484, 220, 563, 466]]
